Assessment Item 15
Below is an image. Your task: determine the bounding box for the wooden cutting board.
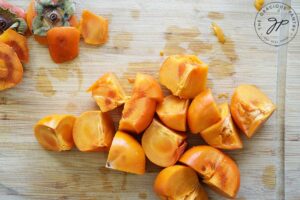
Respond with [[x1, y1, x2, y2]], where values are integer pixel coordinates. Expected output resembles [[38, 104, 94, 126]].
[[1, 0, 299, 199]]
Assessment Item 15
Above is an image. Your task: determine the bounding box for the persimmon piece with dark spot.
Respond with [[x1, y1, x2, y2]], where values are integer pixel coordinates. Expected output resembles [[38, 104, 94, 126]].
[[34, 115, 76, 151], [180, 145, 240, 198], [0, 29, 29, 63], [0, 42, 23, 91], [47, 27, 80, 63]]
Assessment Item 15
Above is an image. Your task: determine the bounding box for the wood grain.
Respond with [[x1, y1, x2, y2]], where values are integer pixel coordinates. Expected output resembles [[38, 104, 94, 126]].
[[0, 0, 298, 199]]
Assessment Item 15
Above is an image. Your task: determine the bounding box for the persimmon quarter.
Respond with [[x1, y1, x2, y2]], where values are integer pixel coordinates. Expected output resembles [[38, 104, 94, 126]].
[[73, 111, 115, 152], [106, 131, 146, 175], [154, 165, 208, 200], [47, 27, 80, 63], [34, 114, 76, 151]]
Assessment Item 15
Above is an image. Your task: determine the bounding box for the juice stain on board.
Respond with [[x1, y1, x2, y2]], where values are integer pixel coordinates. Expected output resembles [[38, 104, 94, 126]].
[[35, 67, 56, 97], [131, 9, 140, 19], [207, 11, 224, 20], [262, 165, 276, 189], [112, 32, 133, 50], [138, 192, 147, 199]]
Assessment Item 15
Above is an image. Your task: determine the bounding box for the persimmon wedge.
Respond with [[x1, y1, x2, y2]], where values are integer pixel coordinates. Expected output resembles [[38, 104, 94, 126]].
[[230, 84, 276, 138], [106, 131, 146, 175], [0, 29, 29, 63], [156, 95, 189, 131], [79, 10, 109, 45], [188, 88, 221, 133], [34, 115, 76, 151], [47, 27, 80, 63], [119, 97, 156, 134], [73, 111, 115, 152], [154, 165, 208, 200], [201, 103, 243, 150], [87, 73, 127, 112], [159, 55, 208, 99], [0, 42, 23, 91], [180, 145, 240, 198], [132, 73, 164, 102], [142, 119, 187, 167]]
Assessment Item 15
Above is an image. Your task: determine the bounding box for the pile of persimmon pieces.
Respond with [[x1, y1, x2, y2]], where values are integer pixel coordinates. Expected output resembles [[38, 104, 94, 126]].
[[34, 55, 276, 199]]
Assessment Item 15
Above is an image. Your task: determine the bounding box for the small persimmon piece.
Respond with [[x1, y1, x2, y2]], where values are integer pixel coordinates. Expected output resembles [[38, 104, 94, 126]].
[[211, 22, 226, 44], [0, 42, 23, 91], [159, 55, 208, 99], [34, 35, 48, 45], [142, 119, 187, 167], [34, 114, 76, 151], [156, 95, 189, 131], [132, 73, 164, 102], [106, 131, 146, 175], [80, 10, 109, 45], [254, 0, 264, 11], [180, 145, 240, 198], [47, 27, 80, 63], [0, 29, 29, 63], [230, 84, 276, 138], [87, 73, 127, 112], [73, 111, 115, 152], [119, 97, 156, 134], [154, 165, 208, 200], [201, 103, 243, 150], [188, 88, 221, 133]]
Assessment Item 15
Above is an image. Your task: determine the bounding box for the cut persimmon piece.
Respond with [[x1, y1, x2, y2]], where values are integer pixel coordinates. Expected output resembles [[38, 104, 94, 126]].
[[132, 73, 164, 102], [106, 131, 146, 175], [156, 95, 189, 131], [154, 165, 208, 200], [230, 84, 276, 138], [87, 73, 127, 112], [80, 10, 109, 45], [142, 119, 187, 167], [47, 27, 80, 63], [188, 88, 221, 133], [119, 97, 156, 134], [0, 42, 23, 91], [34, 114, 76, 151], [73, 111, 115, 152], [201, 103, 243, 150], [180, 145, 240, 198], [0, 29, 29, 63], [211, 22, 226, 44], [159, 55, 208, 99]]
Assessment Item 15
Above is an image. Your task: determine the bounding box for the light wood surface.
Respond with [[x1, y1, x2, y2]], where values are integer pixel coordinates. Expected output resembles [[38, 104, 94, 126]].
[[0, 0, 299, 199]]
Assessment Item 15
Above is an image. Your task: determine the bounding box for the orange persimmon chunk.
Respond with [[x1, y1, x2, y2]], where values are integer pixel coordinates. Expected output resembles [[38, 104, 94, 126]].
[[201, 103, 243, 150], [87, 73, 127, 112], [180, 145, 240, 198], [156, 95, 189, 131], [34, 115, 76, 151], [0, 42, 23, 91], [230, 84, 276, 138], [106, 131, 146, 175], [0, 29, 29, 63], [132, 73, 164, 102], [188, 88, 221, 133], [80, 10, 109, 45], [159, 55, 208, 99], [47, 27, 80, 63], [119, 97, 156, 134], [211, 22, 226, 44], [154, 165, 208, 200], [73, 111, 115, 152]]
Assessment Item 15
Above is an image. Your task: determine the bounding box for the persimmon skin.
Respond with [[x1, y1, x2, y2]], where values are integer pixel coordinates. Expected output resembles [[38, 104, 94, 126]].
[[0, 29, 29, 63], [119, 97, 156, 134], [47, 27, 80, 63], [201, 103, 243, 150], [188, 88, 221, 133], [73, 111, 115, 152], [80, 10, 109, 45], [154, 165, 208, 200], [106, 131, 146, 175], [230, 84, 276, 138], [180, 145, 240, 198], [34, 115, 76, 151], [0, 42, 23, 91], [142, 119, 187, 167]]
